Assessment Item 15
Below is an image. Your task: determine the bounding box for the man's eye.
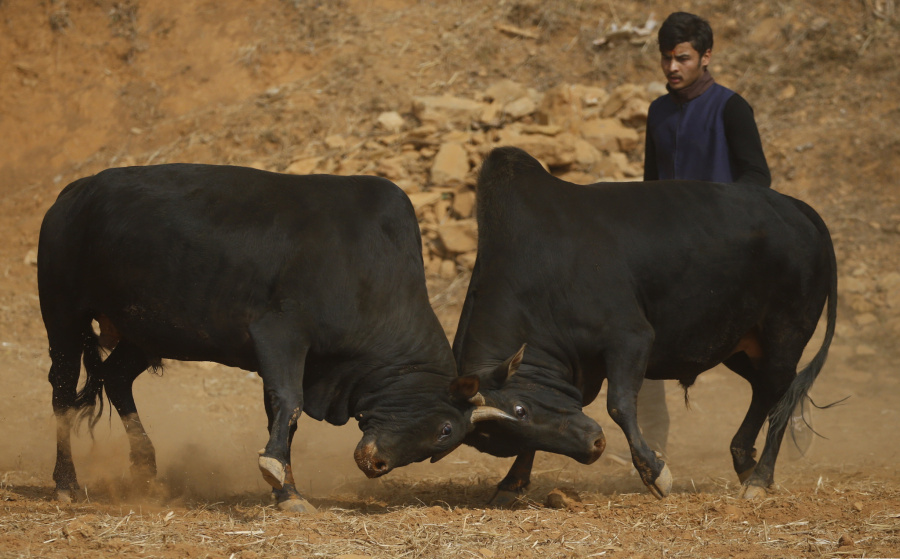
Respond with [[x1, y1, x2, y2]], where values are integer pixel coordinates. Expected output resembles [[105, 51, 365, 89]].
[[514, 405, 528, 419]]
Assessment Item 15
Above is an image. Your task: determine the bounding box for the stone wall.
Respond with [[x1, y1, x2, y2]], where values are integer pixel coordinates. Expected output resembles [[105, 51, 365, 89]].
[[283, 79, 659, 279]]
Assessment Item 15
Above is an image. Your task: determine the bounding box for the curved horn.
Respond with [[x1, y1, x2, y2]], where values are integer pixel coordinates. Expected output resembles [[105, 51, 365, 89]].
[[470, 406, 515, 423], [468, 392, 486, 406]]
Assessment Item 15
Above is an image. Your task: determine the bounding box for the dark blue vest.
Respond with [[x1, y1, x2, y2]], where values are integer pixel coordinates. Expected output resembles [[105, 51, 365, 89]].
[[647, 83, 735, 182]]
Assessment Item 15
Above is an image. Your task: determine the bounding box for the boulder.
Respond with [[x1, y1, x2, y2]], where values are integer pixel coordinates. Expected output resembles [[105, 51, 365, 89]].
[[439, 258, 458, 279], [285, 156, 322, 175], [503, 96, 538, 120], [412, 95, 488, 128], [497, 128, 578, 167], [431, 141, 470, 187], [375, 156, 407, 180], [452, 189, 477, 218], [377, 111, 406, 132], [536, 84, 608, 131], [581, 118, 641, 153], [437, 218, 478, 254], [484, 79, 529, 104], [407, 191, 443, 217]]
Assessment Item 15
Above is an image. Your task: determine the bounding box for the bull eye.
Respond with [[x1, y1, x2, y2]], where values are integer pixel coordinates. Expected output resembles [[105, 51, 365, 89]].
[[514, 405, 528, 419], [439, 423, 452, 440]]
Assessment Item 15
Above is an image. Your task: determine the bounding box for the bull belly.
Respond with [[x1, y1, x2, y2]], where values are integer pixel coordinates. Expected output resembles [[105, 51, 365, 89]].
[[99, 314, 259, 371]]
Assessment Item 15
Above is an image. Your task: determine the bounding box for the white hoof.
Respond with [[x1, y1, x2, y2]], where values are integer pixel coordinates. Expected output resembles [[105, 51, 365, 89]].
[[740, 484, 767, 500], [258, 456, 285, 490], [648, 463, 673, 499], [278, 498, 317, 513]]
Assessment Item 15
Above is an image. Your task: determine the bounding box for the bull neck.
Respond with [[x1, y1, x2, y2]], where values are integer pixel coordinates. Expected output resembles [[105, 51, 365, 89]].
[[667, 70, 715, 105]]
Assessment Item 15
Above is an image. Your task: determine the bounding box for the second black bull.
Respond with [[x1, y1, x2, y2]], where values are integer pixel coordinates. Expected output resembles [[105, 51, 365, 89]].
[[454, 146, 837, 503]]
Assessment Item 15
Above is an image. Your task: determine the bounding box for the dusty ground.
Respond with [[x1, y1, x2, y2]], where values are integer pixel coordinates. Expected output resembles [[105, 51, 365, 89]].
[[1, 0, 899, 557]]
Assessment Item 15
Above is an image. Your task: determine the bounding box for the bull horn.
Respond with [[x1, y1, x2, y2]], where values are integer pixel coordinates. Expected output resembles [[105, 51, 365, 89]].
[[470, 406, 515, 423], [468, 392, 486, 406]]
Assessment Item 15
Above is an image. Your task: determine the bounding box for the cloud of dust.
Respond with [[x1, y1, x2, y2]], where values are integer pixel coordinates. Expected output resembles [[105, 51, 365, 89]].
[[51, 362, 377, 504]]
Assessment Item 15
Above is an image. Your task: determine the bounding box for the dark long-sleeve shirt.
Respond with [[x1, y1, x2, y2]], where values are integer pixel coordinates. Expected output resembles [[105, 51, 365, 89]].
[[644, 86, 771, 188]]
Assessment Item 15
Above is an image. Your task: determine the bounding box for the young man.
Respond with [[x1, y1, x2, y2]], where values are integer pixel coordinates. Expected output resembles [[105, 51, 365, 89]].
[[644, 11, 771, 187], [638, 12, 772, 456]]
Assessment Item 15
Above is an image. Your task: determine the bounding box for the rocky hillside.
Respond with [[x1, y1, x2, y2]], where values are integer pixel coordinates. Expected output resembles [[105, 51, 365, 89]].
[[1, 0, 898, 357]]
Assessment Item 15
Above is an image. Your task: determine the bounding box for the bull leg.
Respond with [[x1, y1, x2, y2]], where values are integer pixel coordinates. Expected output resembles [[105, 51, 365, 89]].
[[100, 341, 156, 487], [47, 332, 84, 502], [738, 365, 796, 499], [262, 394, 308, 507], [730, 392, 770, 483], [605, 332, 671, 499], [250, 319, 315, 513], [723, 354, 768, 482], [489, 451, 535, 508]]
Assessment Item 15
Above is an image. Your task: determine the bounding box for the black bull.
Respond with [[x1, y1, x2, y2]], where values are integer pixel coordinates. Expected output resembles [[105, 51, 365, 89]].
[[37, 164, 512, 512], [453, 146, 837, 502]]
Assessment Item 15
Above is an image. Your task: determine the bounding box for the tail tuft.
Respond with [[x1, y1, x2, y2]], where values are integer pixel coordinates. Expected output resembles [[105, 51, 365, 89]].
[[73, 326, 105, 434]]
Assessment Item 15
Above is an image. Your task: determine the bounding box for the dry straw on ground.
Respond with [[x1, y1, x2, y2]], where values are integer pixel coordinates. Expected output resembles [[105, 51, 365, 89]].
[[1, 477, 898, 558]]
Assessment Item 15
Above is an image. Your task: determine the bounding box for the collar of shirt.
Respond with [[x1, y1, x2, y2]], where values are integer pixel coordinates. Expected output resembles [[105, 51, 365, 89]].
[[667, 70, 715, 105]]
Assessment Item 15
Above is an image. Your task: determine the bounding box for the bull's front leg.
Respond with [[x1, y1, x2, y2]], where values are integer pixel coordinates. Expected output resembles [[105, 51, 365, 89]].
[[605, 334, 672, 499], [490, 451, 535, 508], [252, 320, 316, 513]]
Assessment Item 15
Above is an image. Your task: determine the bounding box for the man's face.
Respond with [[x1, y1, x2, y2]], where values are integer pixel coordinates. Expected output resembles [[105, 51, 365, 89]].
[[660, 41, 711, 91]]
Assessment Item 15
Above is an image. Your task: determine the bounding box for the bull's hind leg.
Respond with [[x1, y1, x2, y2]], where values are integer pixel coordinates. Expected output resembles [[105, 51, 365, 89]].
[[738, 363, 798, 499], [723, 353, 771, 483], [47, 333, 84, 502], [100, 340, 156, 488], [727, 342, 807, 498], [251, 318, 315, 513]]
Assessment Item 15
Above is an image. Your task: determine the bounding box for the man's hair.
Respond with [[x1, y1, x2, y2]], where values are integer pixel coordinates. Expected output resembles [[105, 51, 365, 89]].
[[658, 12, 713, 54]]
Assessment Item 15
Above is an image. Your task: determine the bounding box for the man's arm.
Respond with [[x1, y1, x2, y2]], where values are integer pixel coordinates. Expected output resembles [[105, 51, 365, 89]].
[[723, 94, 771, 188], [643, 125, 659, 181]]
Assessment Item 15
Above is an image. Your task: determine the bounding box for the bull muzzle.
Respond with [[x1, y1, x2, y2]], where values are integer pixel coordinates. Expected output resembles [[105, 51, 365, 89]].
[[583, 431, 607, 464], [354, 439, 392, 478]]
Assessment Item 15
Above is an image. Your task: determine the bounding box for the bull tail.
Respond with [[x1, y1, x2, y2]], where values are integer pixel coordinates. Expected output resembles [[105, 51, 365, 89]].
[[768, 201, 839, 437], [73, 323, 106, 434]]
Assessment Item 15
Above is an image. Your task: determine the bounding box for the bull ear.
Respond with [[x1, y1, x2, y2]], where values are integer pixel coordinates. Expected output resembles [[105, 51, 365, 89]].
[[491, 343, 526, 385], [450, 374, 480, 404]]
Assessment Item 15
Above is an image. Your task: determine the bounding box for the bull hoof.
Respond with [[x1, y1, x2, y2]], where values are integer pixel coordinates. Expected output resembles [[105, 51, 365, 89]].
[[56, 489, 74, 504], [489, 489, 523, 508], [258, 456, 285, 490], [647, 462, 673, 499], [277, 498, 317, 513], [739, 483, 767, 500]]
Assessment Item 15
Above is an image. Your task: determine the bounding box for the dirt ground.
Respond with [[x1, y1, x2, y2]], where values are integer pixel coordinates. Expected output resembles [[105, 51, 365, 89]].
[[1, 1, 899, 557]]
